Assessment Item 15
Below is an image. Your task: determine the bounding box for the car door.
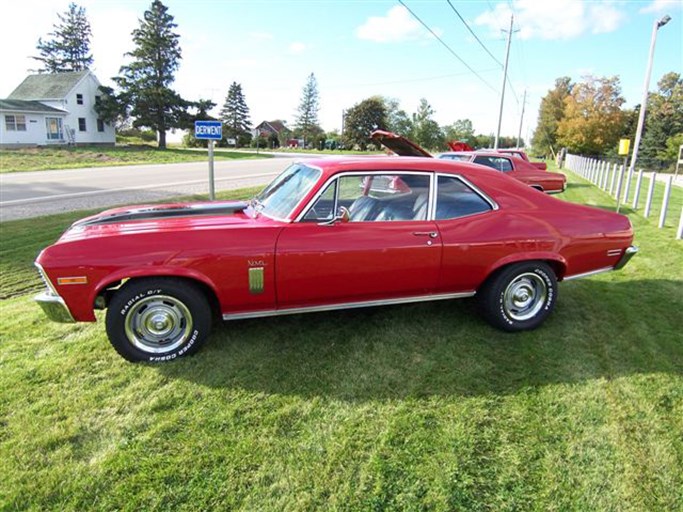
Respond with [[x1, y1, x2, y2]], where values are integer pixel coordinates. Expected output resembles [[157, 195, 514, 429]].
[[275, 171, 442, 308]]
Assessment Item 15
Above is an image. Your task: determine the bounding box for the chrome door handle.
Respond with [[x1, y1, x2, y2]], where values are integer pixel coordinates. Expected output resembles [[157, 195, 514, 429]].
[[412, 231, 438, 238]]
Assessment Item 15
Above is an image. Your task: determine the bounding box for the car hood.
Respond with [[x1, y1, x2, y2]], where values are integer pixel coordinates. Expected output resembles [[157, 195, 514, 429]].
[[57, 200, 252, 243], [370, 130, 433, 158]]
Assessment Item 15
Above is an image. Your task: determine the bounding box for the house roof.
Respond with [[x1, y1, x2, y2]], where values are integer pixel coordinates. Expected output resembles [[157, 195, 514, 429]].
[[0, 99, 67, 114], [256, 120, 289, 134], [7, 70, 90, 100]]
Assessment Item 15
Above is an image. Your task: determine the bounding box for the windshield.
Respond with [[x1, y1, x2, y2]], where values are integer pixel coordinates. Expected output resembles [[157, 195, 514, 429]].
[[253, 164, 321, 220]]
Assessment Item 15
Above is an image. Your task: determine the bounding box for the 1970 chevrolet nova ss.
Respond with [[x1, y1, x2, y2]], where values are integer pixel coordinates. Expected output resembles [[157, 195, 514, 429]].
[[35, 157, 637, 362]]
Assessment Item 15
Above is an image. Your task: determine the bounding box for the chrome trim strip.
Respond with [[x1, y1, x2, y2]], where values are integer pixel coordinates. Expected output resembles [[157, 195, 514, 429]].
[[563, 266, 613, 281], [248, 267, 265, 294], [34, 262, 59, 295], [607, 249, 622, 257], [222, 291, 476, 321]]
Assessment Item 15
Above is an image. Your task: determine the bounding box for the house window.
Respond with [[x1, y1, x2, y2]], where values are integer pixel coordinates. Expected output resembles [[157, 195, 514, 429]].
[[46, 117, 64, 140], [97, 119, 105, 132], [76, 94, 83, 105], [5, 115, 27, 131], [78, 118, 87, 131], [95, 95, 101, 105]]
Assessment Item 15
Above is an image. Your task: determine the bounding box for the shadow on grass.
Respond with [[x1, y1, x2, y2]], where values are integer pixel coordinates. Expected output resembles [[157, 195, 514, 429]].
[[157, 278, 682, 401]]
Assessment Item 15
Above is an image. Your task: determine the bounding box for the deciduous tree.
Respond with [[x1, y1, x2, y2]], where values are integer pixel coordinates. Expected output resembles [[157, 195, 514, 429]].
[[33, 3, 93, 73], [443, 119, 475, 146], [556, 75, 625, 155], [219, 82, 252, 147], [114, 0, 190, 149], [412, 99, 443, 150], [342, 97, 388, 150], [531, 77, 572, 157], [639, 72, 683, 167]]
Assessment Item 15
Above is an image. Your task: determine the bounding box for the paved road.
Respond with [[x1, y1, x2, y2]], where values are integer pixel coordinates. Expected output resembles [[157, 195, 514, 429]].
[[0, 157, 297, 221]]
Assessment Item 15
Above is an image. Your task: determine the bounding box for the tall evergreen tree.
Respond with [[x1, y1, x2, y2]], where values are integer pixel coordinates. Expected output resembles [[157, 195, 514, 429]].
[[412, 99, 443, 150], [33, 3, 93, 73], [114, 0, 189, 149], [295, 73, 320, 148], [219, 82, 251, 147]]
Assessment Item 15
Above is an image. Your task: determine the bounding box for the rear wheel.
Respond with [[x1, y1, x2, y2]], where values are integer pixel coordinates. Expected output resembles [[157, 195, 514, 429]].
[[106, 278, 212, 362], [479, 262, 557, 331]]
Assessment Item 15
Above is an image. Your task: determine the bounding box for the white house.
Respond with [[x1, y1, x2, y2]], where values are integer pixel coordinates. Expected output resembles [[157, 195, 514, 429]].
[[0, 70, 115, 147]]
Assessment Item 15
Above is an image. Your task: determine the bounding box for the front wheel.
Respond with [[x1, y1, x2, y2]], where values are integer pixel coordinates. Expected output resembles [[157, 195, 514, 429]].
[[106, 278, 212, 362], [478, 262, 557, 332]]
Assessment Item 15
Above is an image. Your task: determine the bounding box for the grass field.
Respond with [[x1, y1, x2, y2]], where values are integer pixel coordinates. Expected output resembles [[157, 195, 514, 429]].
[[0, 172, 681, 510], [0, 145, 271, 173]]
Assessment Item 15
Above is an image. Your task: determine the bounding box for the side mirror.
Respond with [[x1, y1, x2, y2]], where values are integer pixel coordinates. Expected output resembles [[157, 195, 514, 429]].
[[318, 206, 350, 226]]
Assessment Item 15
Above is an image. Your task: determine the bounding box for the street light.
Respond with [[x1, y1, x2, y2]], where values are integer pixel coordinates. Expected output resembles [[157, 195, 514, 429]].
[[628, 14, 672, 177]]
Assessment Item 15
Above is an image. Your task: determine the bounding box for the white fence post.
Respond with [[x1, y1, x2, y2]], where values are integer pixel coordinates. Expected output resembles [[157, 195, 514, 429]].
[[609, 164, 618, 196], [623, 165, 634, 204], [632, 169, 644, 209], [615, 165, 625, 211], [644, 172, 657, 218], [658, 175, 673, 228], [602, 162, 610, 190], [676, 207, 682, 240]]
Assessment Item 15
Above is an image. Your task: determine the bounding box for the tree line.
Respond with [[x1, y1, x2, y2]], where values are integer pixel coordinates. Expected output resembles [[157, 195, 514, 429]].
[[33, 1, 522, 151], [532, 73, 682, 169]]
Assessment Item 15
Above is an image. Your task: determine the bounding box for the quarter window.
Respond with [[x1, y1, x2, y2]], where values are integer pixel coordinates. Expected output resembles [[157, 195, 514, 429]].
[[435, 176, 492, 220], [5, 115, 27, 131], [78, 118, 87, 132], [473, 156, 513, 172]]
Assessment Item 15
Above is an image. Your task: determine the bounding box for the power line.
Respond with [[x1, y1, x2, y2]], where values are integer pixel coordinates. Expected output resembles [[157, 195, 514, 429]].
[[445, 0, 502, 68], [398, 0, 498, 93]]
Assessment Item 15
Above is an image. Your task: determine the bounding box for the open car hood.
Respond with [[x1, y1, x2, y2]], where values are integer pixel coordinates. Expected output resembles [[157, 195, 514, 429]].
[[370, 130, 433, 158]]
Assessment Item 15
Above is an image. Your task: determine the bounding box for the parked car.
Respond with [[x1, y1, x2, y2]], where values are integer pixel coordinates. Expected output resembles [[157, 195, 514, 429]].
[[371, 130, 564, 193], [35, 157, 636, 362], [496, 149, 548, 170]]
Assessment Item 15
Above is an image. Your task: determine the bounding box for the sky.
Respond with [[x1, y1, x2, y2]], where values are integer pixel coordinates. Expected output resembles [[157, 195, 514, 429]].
[[1, 0, 682, 143]]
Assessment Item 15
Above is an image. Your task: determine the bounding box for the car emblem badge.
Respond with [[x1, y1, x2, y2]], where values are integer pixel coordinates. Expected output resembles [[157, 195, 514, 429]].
[[248, 267, 264, 294]]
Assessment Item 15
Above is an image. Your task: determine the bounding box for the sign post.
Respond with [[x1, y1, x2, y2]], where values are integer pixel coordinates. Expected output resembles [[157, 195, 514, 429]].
[[194, 121, 223, 200], [616, 138, 630, 212]]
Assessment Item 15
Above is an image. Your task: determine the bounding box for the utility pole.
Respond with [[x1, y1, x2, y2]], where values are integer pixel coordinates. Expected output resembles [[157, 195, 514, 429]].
[[494, 14, 516, 150], [516, 89, 526, 148]]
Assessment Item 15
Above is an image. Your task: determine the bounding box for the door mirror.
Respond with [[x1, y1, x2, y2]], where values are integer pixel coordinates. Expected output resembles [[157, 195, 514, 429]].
[[318, 206, 350, 226]]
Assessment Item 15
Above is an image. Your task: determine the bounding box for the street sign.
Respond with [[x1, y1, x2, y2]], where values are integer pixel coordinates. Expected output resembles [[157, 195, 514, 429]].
[[194, 120, 222, 140]]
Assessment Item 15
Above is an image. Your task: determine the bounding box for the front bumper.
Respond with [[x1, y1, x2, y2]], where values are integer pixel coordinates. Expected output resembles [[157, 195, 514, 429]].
[[34, 291, 75, 323], [614, 245, 638, 270]]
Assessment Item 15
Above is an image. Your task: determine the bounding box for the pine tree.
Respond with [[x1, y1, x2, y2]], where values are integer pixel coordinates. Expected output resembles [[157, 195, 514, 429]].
[[295, 73, 320, 148], [219, 82, 251, 147], [114, 0, 189, 149], [33, 3, 93, 73]]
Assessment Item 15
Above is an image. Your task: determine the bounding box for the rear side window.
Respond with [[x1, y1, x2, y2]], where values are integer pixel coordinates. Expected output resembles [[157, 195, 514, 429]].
[[473, 156, 513, 172], [435, 176, 492, 220]]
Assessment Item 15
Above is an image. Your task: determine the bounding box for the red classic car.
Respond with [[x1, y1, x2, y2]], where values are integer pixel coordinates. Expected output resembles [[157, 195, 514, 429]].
[[496, 149, 548, 170], [35, 157, 636, 362], [371, 130, 563, 193]]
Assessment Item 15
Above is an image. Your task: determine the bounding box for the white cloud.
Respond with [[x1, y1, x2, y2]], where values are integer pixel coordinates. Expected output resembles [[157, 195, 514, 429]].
[[475, 0, 625, 41], [639, 0, 679, 14], [356, 5, 431, 43], [288, 42, 307, 54]]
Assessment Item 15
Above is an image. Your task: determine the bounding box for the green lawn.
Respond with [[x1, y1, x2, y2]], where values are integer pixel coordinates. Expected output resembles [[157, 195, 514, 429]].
[[0, 175, 681, 510], [0, 145, 272, 173]]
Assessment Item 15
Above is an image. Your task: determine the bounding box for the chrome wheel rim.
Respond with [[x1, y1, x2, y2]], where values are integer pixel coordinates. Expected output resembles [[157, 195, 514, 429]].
[[503, 272, 547, 322], [124, 295, 193, 354]]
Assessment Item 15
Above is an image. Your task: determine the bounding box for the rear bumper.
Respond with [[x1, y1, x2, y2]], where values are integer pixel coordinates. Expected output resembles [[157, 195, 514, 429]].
[[35, 291, 75, 323], [614, 245, 638, 270]]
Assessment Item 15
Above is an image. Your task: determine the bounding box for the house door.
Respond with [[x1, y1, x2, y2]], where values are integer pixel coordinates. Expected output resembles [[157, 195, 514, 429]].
[[46, 117, 63, 141]]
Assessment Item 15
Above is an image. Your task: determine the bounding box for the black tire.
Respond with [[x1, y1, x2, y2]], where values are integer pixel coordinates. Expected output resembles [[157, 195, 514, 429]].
[[106, 278, 212, 362], [478, 261, 557, 332]]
